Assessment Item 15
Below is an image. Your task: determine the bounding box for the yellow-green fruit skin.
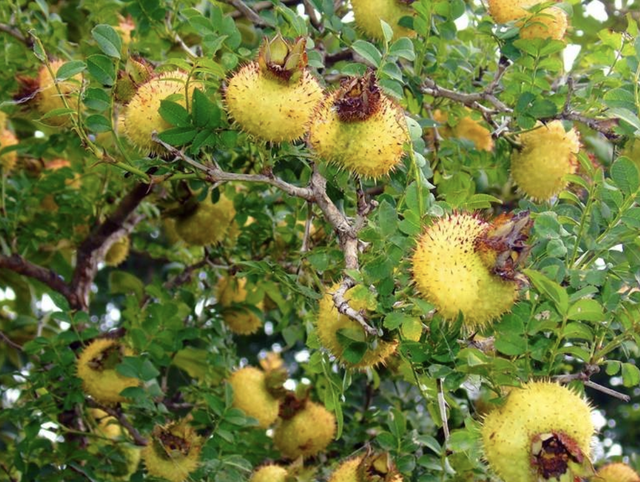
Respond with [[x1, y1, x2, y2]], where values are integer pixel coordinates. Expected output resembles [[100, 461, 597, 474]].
[[142, 426, 201, 482], [412, 214, 517, 329], [433, 110, 493, 152], [225, 63, 323, 143], [481, 381, 594, 482], [274, 401, 336, 459], [124, 71, 196, 153], [511, 121, 580, 201], [37, 60, 82, 126], [0, 129, 18, 172], [488, 0, 538, 23], [329, 456, 404, 482], [250, 465, 288, 482], [309, 92, 408, 178], [76, 339, 140, 404], [316, 284, 397, 368], [175, 194, 236, 246], [216, 277, 263, 335], [351, 0, 415, 40], [519, 7, 567, 40], [597, 463, 640, 482], [105, 237, 130, 267], [229, 367, 279, 428]]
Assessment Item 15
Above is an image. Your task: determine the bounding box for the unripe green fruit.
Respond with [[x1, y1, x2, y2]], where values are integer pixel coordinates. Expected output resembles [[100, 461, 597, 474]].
[[351, 0, 415, 40], [273, 401, 336, 459], [482, 381, 594, 482], [175, 194, 236, 246], [412, 213, 518, 329], [511, 121, 580, 201], [250, 464, 288, 482], [228, 366, 280, 428]]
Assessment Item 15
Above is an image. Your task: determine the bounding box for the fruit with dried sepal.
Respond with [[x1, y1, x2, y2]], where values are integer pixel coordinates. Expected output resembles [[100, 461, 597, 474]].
[[0, 129, 18, 172], [596, 463, 640, 482], [316, 283, 397, 368], [36, 59, 83, 126], [274, 397, 336, 459], [105, 236, 130, 267], [250, 464, 289, 482], [123, 70, 198, 154], [216, 276, 263, 335], [309, 71, 408, 178], [487, 0, 568, 40], [329, 450, 404, 482], [481, 381, 595, 482], [228, 365, 283, 428], [142, 419, 202, 482], [412, 211, 531, 329], [225, 35, 323, 143], [511, 121, 580, 201], [174, 193, 236, 246], [351, 0, 416, 40], [76, 338, 140, 404], [432, 109, 494, 152]]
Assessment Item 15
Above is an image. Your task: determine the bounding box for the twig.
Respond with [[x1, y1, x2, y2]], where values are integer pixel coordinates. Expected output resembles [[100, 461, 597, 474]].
[[86, 399, 148, 446], [554, 366, 631, 402], [0, 330, 23, 351], [0, 254, 80, 309], [303, 0, 322, 30], [223, 0, 272, 26], [0, 23, 32, 48], [584, 380, 630, 402], [300, 203, 313, 254], [437, 378, 450, 441], [331, 277, 378, 336], [228, 0, 300, 18]]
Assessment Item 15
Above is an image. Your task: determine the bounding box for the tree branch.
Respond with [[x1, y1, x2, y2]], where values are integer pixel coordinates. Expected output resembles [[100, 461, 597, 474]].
[[553, 365, 631, 402], [222, 0, 272, 26], [0, 23, 33, 48], [331, 277, 378, 336], [0, 254, 80, 309], [86, 399, 148, 446]]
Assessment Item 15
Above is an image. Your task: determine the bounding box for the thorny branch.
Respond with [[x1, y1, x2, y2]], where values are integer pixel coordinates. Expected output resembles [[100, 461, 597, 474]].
[[554, 365, 630, 402], [153, 135, 380, 336], [0, 23, 33, 48], [86, 399, 149, 446], [223, 0, 272, 27]]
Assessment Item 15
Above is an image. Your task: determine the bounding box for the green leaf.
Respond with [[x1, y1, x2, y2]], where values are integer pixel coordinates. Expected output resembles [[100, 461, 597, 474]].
[[378, 200, 398, 237], [192, 89, 211, 128], [523, 269, 569, 315], [609, 107, 640, 132], [83, 88, 111, 111], [92, 24, 122, 59], [384, 312, 413, 330], [495, 333, 527, 356], [567, 299, 606, 322], [157, 127, 198, 146], [462, 193, 502, 210], [85, 114, 112, 133], [159, 100, 190, 127], [389, 37, 416, 60], [56, 60, 85, 81], [352, 40, 382, 67], [86, 54, 116, 86], [380, 20, 394, 45], [39, 108, 76, 121], [621, 362, 640, 387], [529, 99, 558, 118], [611, 156, 640, 195], [109, 270, 144, 301]]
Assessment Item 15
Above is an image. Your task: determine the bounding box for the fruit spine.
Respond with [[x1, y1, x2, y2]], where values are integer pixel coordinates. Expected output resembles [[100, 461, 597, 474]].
[[510, 121, 580, 201], [309, 71, 408, 178], [412, 211, 531, 329], [225, 35, 323, 143], [481, 381, 595, 482]]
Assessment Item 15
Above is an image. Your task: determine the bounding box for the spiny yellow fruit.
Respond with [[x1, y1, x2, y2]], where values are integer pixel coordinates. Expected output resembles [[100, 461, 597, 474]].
[[519, 6, 568, 40], [412, 213, 522, 329], [273, 401, 336, 459], [0, 129, 18, 172], [89, 408, 123, 439], [225, 35, 323, 143], [0, 110, 6, 128], [351, 0, 416, 40], [250, 464, 288, 482], [105, 236, 130, 267], [309, 72, 408, 178], [482, 381, 595, 482], [329, 452, 403, 482], [487, 0, 538, 23], [597, 463, 640, 482], [124, 70, 197, 154], [142, 421, 202, 482], [622, 140, 640, 171], [228, 366, 280, 428], [316, 283, 397, 368], [174, 193, 236, 246], [216, 276, 263, 335], [511, 121, 580, 201], [76, 338, 140, 404], [37, 59, 82, 126], [432, 110, 493, 152]]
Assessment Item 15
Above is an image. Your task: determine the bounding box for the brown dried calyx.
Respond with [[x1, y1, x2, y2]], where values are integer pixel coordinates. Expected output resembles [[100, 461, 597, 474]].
[[278, 388, 312, 420], [334, 70, 382, 123], [358, 449, 402, 482], [258, 34, 308, 84], [530, 432, 595, 481], [260, 352, 289, 399]]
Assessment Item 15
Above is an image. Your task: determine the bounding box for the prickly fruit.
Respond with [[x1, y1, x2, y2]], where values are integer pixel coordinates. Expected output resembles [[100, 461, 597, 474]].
[[412, 212, 531, 329], [225, 35, 323, 143], [76, 338, 140, 404], [487, 0, 538, 23], [274, 400, 336, 459], [124, 70, 197, 154], [174, 193, 236, 246], [228, 366, 280, 428], [481, 381, 595, 482], [351, 0, 416, 40], [105, 236, 130, 267], [511, 121, 580, 201], [0, 129, 18, 171], [596, 463, 640, 482], [142, 420, 202, 482], [519, 5, 568, 40], [250, 464, 288, 482], [36, 59, 83, 126], [432, 110, 493, 152], [216, 276, 263, 335], [329, 451, 403, 482], [316, 283, 397, 368], [309, 72, 408, 178]]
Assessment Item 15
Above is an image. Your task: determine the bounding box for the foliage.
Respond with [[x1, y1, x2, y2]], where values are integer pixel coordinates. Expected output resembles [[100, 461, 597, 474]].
[[0, 0, 639, 481]]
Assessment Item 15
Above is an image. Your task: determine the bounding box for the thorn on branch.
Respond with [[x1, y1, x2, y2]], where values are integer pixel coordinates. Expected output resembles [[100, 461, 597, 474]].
[[331, 278, 378, 337], [554, 365, 630, 402]]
